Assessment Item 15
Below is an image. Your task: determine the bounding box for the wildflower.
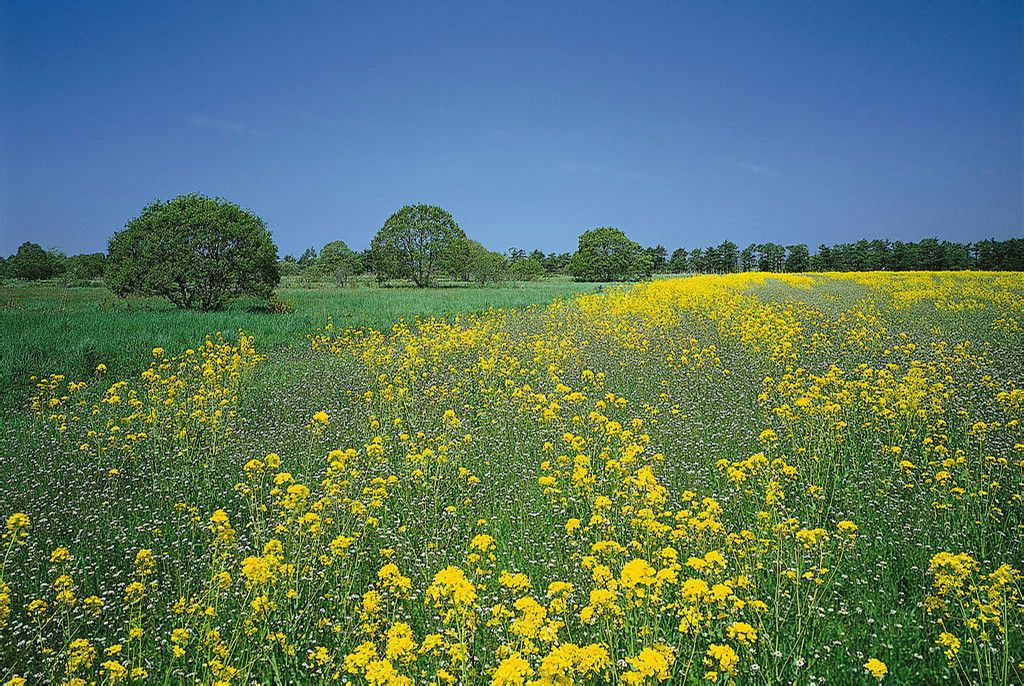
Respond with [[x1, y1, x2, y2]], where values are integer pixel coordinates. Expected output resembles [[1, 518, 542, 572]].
[[4, 513, 29, 542], [624, 644, 675, 683], [471, 533, 496, 552], [937, 632, 961, 661], [308, 645, 332, 667], [864, 658, 888, 680], [83, 595, 105, 617], [426, 566, 477, 607], [378, 563, 412, 595], [240, 555, 277, 586], [726, 621, 758, 644], [67, 638, 97, 673], [492, 653, 533, 685], [703, 644, 738, 676], [124, 581, 145, 605]]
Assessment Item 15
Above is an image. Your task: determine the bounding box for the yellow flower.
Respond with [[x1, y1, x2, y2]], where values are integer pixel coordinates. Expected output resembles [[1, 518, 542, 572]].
[[726, 621, 758, 644], [624, 644, 675, 683], [308, 645, 332, 667], [426, 566, 477, 607], [5, 513, 30, 542], [492, 652, 533, 686], [470, 533, 496, 552], [937, 632, 961, 661], [864, 658, 888, 680], [703, 644, 738, 676]]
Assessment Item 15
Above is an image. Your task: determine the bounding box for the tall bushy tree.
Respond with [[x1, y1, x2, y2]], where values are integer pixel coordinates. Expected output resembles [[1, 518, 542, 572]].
[[645, 245, 668, 273], [784, 244, 810, 273], [106, 194, 280, 311], [370, 204, 466, 287], [710, 240, 739, 273], [667, 248, 689, 273], [318, 240, 359, 286], [568, 227, 653, 282], [974, 238, 1024, 271], [66, 252, 107, 280], [467, 243, 508, 286], [510, 257, 546, 281], [9, 242, 62, 280], [740, 244, 757, 271]]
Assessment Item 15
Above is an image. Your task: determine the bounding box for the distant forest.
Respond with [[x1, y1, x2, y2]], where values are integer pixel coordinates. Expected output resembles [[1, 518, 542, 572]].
[[4, 235, 1022, 285], [283, 236, 1024, 278]]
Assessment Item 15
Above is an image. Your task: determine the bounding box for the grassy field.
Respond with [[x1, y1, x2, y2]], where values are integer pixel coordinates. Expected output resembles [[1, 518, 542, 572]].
[[0, 278, 604, 411], [2, 272, 1023, 685]]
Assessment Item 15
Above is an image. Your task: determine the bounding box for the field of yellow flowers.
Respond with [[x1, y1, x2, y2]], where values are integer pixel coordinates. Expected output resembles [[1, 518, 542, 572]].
[[3, 272, 1022, 685]]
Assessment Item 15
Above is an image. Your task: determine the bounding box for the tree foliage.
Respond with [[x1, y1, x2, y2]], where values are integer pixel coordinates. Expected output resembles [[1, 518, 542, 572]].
[[106, 194, 280, 311], [370, 205, 466, 287], [9, 242, 62, 280], [317, 240, 359, 286], [66, 252, 107, 280], [510, 257, 547, 281], [568, 227, 653, 282]]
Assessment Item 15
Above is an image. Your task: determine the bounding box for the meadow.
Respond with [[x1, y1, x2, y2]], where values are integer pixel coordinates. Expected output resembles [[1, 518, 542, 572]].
[[0, 278, 603, 412], [1, 272, 1022, 685]]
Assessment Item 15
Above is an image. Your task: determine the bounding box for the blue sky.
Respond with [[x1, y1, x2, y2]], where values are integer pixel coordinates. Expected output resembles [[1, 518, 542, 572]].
[[1, 1, 1021, 257]]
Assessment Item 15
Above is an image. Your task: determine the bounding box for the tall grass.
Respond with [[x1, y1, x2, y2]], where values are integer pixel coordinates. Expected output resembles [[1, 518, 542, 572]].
[[0, 279, 603, 411]]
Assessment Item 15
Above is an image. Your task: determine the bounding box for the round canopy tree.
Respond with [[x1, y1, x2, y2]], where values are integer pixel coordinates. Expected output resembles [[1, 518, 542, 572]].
[[370, 204, 466, 287], [568, 227, 653, 282], [9, 241, 62, 280], [106, 194, 280, 310], [317, 240, 359, 286]]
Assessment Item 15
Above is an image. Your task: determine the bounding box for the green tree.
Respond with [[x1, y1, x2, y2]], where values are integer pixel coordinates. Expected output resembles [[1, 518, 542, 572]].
[[741, 244, 757, 271], [318, 240, 358, 286], [645, 245, 668, 273], [784, 244, 810, 272], [667, 248, 689, 273], [370, 204, 466, 287], [66, 252, 107, 280], [711, 240, 739, 273], [9, 241, 61, 280], [688, 248, 706, 273], [568, 227, 653, 282], [510, 257, 546, 280], [106, 194, 280, 311], [468, 243, 508, 286], [297, 247, 318, 267], [542, 252, 572, 274], [441, 238, 478, 281], [756, 243, 786, 272]]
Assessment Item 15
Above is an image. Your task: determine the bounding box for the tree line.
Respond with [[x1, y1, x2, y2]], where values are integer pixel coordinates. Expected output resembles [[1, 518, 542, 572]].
[[658, 237, 1023, 274], [2, 193, 1021, 310]]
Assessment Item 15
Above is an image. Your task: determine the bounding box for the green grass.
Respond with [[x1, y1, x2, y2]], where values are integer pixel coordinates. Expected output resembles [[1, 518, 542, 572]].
[[0, 278, 604, 410]]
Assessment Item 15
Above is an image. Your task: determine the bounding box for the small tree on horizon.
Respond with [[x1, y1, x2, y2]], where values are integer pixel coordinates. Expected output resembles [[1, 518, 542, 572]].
[[568, 227, 653, 282], [106, 194, 280, 311], [370, 204, 466, 287], [9, 242, 62, 280], [510, 256, 546, 281], [317, 240, 359, 286]]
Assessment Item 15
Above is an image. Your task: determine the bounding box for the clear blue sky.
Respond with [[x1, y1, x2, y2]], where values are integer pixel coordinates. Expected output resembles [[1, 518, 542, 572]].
[[1, 1, 1021, 257]]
